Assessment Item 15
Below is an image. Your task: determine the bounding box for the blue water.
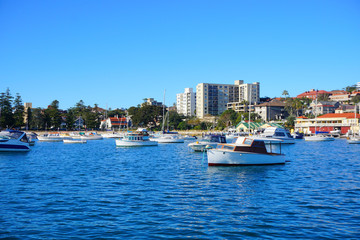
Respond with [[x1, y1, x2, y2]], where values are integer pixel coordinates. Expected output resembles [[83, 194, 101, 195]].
[[0, 139, 359, 239]]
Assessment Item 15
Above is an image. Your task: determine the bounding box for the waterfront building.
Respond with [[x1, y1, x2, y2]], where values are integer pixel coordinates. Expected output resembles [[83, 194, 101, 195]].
[[100, 116, 127, 130], [176, 88, 196, 117], [254, 99, 288, 121], [294, 113, 359, 135], [196, 80, 260, 118]]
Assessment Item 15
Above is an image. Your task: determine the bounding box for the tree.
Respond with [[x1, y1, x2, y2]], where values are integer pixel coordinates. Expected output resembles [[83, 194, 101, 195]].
[[13, 93, 25, 128], [344, 85, 357, 93], [282, 90, 289, 99], [317, 93, 330, 101], [26, 107, 32, 130], [0, 88, 14, 129], [30, 108, 45, 130], [45, 100, 62, 129], [66, 108, 76, 130], [351, 95, 360, 104]]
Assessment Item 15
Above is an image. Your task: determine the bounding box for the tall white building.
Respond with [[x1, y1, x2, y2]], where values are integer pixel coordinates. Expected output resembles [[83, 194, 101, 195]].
[[196, 83, 233, 118], [196, 80, 260, 118], [176, 88, 196, 117]]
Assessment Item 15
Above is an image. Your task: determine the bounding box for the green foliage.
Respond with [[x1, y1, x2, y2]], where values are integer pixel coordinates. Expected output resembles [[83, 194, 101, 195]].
[[45, 100, 62, 129], [13, 93, 25, 128], [351, 95, 360, 104], [284, 115, 296, 129], [108, 109, 125, 117], [344, 85, 357, 93], [317, 93, 330, 101], [0, 88, 15, 129], [65, 108, 76, 130], [128, 105, 163, 128], [29, 108, 44, 130], [177, 121, 188, 130]]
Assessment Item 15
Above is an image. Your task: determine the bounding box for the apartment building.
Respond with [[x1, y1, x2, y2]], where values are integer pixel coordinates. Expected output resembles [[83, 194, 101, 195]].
[[176, 88, 196, 117], [195, 80, 260, 118], [196, 83, 233, 118], [227, 80, 260, 112]]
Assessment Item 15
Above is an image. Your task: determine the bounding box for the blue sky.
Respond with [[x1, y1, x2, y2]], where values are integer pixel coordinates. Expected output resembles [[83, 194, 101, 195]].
[[1, 0, 359, 110]]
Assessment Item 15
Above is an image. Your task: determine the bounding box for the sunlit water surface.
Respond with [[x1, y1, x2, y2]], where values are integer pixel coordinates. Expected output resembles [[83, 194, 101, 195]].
[[0, 139, 359, 239]]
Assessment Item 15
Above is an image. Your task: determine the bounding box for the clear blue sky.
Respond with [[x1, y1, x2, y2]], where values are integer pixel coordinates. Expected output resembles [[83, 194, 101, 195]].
[[1, 0, 359, 110]]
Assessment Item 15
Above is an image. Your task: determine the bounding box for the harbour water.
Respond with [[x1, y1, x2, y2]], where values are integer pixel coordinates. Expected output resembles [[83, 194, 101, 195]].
[[0, 139, 359, 239]]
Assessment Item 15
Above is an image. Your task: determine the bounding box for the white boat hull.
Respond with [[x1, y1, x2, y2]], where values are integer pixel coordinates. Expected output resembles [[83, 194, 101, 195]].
[[37, 136, 64, 142], [63, 139, 87, 144], [80, 136, 103, 140], [207, 149, 285, 166], [115, 139, 158, 147], [304, 136, 335, 141], [152, 137, 184, 143]]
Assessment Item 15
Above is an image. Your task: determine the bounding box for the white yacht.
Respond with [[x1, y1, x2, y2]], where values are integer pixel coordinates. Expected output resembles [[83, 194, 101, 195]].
[[207, 137, 285, 166], [37, 132, 68, 142], [259, 127, 295, 144], [0, 130, 31, 152], [304, 134, 335, 142], [116, 130, 158, 147], [80, 132, 103, 140], [151, 131, 184, 143]]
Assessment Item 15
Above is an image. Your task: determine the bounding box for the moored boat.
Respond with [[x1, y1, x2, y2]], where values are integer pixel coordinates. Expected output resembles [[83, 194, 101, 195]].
[[188, 134, 226, 152], [304, 134, 335, 141], [37, 132, 67, 142], [116, 130, 157, 147], [0, 130, 31, 152], [207, 137, 285, 166], [259, 127, 295, 144]]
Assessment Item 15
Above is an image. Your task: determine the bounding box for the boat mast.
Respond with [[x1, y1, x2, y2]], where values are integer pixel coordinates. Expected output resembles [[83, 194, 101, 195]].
[[248, 85, 251, 134], [162, 89, 166, 132]]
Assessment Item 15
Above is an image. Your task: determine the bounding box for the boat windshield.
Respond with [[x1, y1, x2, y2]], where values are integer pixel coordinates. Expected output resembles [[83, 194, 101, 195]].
[[0, 131, 23, 140]]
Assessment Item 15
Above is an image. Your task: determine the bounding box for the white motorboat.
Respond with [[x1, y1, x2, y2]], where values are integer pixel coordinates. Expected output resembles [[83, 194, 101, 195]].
[[347, 135, 360, 144], [102, 132, 124, 138], [304, 134, 335, 141], [80, 132, 103, 140], [37, 132, 68, 142], [188, 134, 226, 152], [207, 137, 285, 166], [116, 130, 157, 147], [63, 139, 87, 144], [0, 130, 31, 152], [259, 127, 295, 144], [151, 131, 184, 143]]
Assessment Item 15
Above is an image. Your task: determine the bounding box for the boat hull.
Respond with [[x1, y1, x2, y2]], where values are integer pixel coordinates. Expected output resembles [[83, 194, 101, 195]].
[[63, 139, 87, 144], [0, 142, 30, 152], [207, 149, 285, 166], [115, 139, 158, 147], [37, 136, 64, 142], [304, 136, 335, 141]]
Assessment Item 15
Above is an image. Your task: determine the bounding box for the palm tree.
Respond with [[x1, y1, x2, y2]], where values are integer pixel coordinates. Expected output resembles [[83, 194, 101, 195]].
[[282, 90, 289, 99]]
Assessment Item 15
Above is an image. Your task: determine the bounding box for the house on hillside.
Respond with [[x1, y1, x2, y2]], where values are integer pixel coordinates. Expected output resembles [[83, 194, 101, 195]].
[[309, 101, 340, 115], [254, 99, 288, 121]]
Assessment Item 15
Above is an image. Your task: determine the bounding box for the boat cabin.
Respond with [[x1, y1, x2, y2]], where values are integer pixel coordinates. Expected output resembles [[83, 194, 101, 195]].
[[217, 137, 282, 155]]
